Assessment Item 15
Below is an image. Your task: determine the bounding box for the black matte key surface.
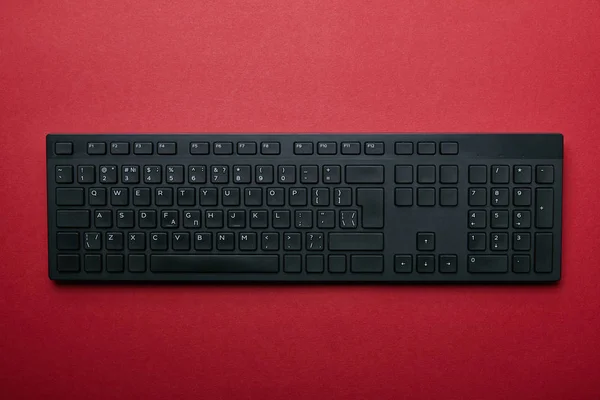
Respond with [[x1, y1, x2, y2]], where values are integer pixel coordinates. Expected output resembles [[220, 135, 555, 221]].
[[47, 133, 562, 282]]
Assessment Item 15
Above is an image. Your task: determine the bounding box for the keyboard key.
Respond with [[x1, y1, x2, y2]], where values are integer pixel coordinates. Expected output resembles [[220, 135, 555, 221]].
[[339, 210, 357, 228], [87, 142, 106, 155], [294, 142, 313, 155], [417, 188, 435, 206], [188, 166, 207, 183], [85, 254, 102, 272], [469, 165, 487, 183], [200, 188, 218, 205], [513, 188, 531, 206], [99, 165, 117, 184], [468, 233, 486, 251], [121, 166, 139, 184], [56, 232, 79, 250], [468, 188, 486, 206], [256, 165, 273, 183], [322, 166, 341, 183], [278, 166, 296, 184], [55, 142, 73, 155], [512, 255, 530, 273], [128, 255, 146, 272], [317, 142, 337, 155], [57, 254, 80, 272], [245, 188, 262, 206], [417, 232, 435, 251], [237, 142, 257, 155], [110, 142, 129, 155], [261, 232, 279, 250], [300, 165, 319, 183], [395, 142, 413, 155], [284, 233, 302, 250], [469, 210, 486, 229], [513, 210, 531, 228], [211, 166, 229, 183], [468, 255, 508, 273], [395, 188, 413, 206], [351, 255, 383, 273], [284, 255, 302, 273], [217, 232, 235, 250], [345, 166, 384, 184], [57, 210, 90, 228], [55, 166, 73, 183], [329, 233, 383, 251], [190, 142, 209, 155], [128, 232, 146, 250], [306, 233, 323, 250], [106, 254, 125, 272], [394, 255, 412, 273], [157, 142, 176, 155], [439, 188, 458, 206], [261, 142, 280, 155], [239, 232, 257, 251], [56, 188, 84, 206], [89, 188, 108, 207], [306, 255, 324, 273], [490, 210, 509, 228], [491, 188, 509, 206], [535, 188, 553, 228], [536, 165, 554, 184], [364, 142, 384, 155], [144, 166, 161, 183], [357, 188, 384, 228], [491, 165, 509, 183], [150, 232, 168, 250], [341, 142, 360, 155], [416, 255, 435, 273], [417, 165, 435, 183], [417, 142, 435, 155], [439, 165, 458, 184], [151, 255, 279, 273], [134, 142, 153, 154], [233, 165, 251, 184], [172, 232, 190, 251], [439, 255, 457, 273], [513, 233, 531, 251], [490, 232, 508, 251], [194, 233, 213, 250], [513, 165, 531, 183], [395, 165, 413, 184], [440, 142, 458, 155], [328, 255, 346, 273], [166, 165, 184, 184]]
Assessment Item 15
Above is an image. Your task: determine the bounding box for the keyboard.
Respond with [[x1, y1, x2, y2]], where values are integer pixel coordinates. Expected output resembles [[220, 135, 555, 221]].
[[46, 133, 563, 282]]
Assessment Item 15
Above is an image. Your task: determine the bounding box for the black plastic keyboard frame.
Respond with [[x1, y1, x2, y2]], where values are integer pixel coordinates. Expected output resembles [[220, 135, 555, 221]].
[[47, 133, 563, 282]]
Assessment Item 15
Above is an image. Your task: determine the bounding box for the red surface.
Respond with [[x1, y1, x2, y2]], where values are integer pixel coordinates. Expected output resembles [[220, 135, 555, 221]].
[[1, 0, 600, 399]]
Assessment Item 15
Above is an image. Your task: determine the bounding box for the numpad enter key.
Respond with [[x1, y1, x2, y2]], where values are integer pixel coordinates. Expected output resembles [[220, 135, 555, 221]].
[[47, 133, 563, 282]]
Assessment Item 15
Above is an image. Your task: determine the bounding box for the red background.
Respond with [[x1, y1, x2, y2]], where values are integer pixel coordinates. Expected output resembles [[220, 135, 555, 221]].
[[1, 0, 599, 399]]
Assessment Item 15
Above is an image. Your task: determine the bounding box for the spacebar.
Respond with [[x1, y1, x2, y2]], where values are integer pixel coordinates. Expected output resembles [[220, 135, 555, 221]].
[[150, 255, 279, 273]]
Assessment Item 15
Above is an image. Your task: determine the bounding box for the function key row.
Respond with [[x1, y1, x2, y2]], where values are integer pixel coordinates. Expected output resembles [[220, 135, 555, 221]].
[[55, 140, 459, 156]]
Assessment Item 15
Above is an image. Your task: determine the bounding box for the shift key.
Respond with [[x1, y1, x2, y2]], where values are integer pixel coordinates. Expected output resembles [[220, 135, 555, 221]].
[[329, 233, 384, 251]]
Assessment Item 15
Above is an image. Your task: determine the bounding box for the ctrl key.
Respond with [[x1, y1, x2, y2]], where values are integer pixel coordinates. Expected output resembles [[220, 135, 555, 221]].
[[57, 254, 80, 272], [468, 255, 508, 273]]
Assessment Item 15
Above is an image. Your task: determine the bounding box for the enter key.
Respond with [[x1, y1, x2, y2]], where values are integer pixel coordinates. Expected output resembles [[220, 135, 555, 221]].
[[357, 188, 384, 228]]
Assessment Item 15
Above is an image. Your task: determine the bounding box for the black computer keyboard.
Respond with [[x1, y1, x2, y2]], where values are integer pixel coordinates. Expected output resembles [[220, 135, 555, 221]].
[[46, 133, 563, 282]]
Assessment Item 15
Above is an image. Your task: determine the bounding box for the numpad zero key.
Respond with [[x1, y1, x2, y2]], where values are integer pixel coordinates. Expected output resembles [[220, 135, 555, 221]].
[[46, 133, 563, 282]]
